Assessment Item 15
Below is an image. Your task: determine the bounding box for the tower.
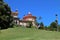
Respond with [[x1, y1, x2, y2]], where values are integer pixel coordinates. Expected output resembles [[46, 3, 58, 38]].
[[23, 12, 36, 26], [11, 9, 19, 25], [55, 14, 58, 31]]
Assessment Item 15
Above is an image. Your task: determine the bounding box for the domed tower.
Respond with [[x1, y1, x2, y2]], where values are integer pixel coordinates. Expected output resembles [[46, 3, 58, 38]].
[[23, 12, 36, 21], [11, 9, 18, 18], [11, 9, 19, 25], [23, 12, 36, 26]]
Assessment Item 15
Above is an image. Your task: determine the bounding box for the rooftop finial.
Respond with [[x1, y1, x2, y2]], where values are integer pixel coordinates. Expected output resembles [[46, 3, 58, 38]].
[[28, 12, 31, 14], [15, 9, 18, 14]]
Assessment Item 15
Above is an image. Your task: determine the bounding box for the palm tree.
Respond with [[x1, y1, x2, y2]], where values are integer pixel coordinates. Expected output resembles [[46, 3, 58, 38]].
[[38, 16, 42, 29], [38, 16, 42, 23]]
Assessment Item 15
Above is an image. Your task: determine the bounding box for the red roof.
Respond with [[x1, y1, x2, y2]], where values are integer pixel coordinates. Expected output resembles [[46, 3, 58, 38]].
[[23, 13, 36, 19]]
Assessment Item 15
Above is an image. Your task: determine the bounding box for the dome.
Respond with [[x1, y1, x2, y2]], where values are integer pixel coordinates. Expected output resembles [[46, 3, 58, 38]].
[[23, 12, 36, 20]]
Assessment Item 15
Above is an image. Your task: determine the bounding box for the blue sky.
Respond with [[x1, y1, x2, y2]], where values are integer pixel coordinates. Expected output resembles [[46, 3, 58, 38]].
[[4, 0, 60, 26]]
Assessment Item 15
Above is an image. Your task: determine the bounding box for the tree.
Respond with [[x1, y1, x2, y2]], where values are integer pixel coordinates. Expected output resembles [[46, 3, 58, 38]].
[[38, 22, 44, 29], [50, 22, 57, 31], [26, 21, 32, 28], [44, 26, 48, 30], [0, 0, 3, 2], [40, 22, 44, 29], [58, 25, 60, 31], [0, 0, 13, 29], [39, 16, 42, 22]]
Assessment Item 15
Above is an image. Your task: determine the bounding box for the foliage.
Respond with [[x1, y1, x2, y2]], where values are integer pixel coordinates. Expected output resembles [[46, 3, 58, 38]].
[[0, 0, 3, 2], [50, 22, 57, 31], [0, 0, 13, 29], [57, 25, 60, 31], [44, 26, 48, 30], [26, 21, 32, 28], [38, 22, 44, 29]]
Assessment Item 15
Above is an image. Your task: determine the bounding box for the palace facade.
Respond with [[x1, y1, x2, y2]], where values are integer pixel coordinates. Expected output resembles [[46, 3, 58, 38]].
[[11, 10, 36, 27]]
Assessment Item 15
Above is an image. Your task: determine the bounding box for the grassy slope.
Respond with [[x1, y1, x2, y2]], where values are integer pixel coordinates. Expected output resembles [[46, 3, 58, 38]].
[[0, 27, 60, 40]]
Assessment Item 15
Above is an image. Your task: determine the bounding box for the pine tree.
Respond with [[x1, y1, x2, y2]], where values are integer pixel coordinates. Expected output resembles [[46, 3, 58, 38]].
[[0, 0, 13, 29]]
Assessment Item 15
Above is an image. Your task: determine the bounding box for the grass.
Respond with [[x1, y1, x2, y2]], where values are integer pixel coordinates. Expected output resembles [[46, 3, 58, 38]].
[[0, 27, 60, 40]]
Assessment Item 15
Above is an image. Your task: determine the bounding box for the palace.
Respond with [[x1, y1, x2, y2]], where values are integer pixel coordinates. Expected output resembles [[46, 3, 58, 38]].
[[11, 10, 36, 27]]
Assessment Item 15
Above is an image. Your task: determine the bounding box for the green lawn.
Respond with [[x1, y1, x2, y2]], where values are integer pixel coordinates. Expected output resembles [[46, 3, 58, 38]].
[[0, 27, 60, 40]]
